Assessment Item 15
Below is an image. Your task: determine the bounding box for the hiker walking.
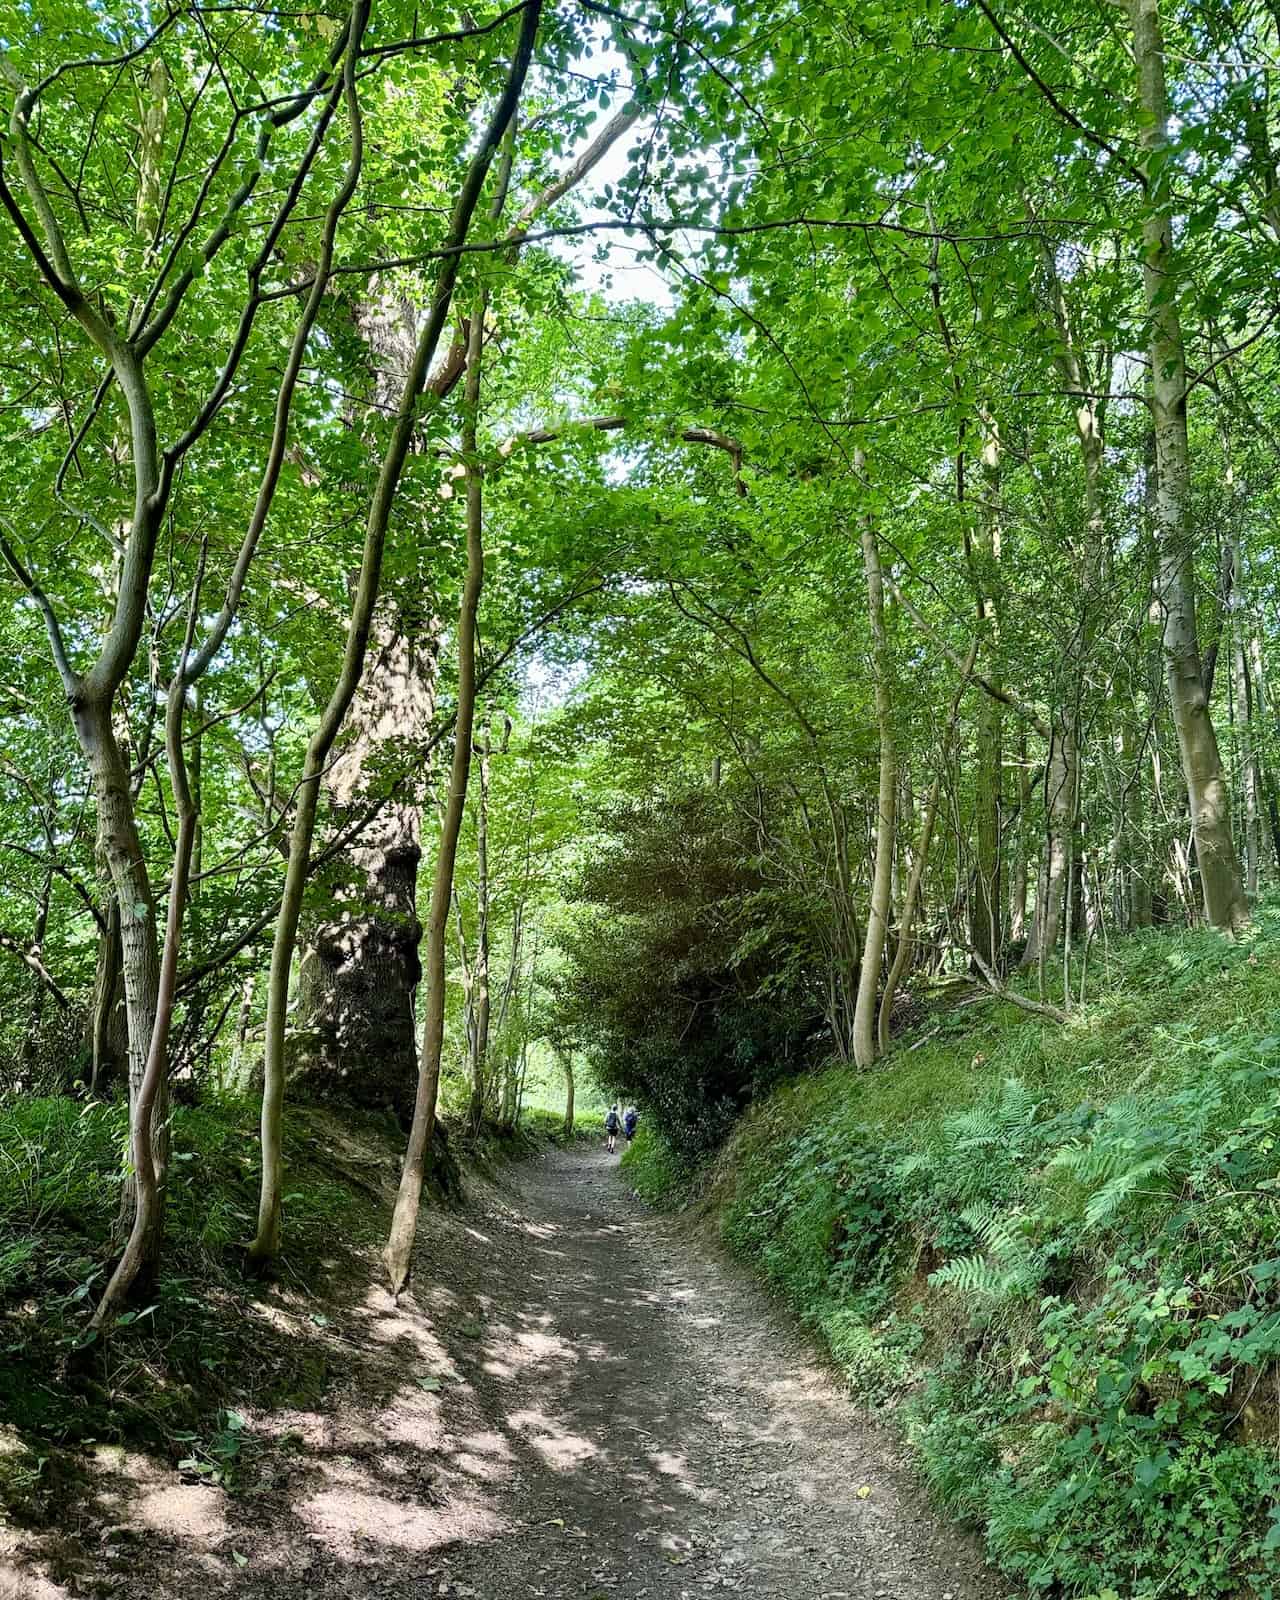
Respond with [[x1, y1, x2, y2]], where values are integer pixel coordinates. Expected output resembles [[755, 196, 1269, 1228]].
[[623, 1106, 639, 1144], [604, 1105, 621, 1154]]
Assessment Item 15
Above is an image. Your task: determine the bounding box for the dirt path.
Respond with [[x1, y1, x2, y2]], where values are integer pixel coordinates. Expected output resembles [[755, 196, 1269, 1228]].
[[7, 1145, 998, 1600]]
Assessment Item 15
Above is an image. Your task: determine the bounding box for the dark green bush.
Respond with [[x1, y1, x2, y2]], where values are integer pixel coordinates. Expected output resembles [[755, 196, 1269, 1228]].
[[552, 788, 820, 1162]]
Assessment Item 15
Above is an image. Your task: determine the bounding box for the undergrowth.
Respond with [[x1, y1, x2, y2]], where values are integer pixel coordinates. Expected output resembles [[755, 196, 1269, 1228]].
[[620, 1124, 692, 1207], [0, 1094, 380, 1521], [704, 905, 1280, 1599]]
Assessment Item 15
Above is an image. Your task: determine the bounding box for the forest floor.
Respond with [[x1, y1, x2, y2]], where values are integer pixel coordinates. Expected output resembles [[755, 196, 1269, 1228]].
[[4, 1143, 997, 1600]]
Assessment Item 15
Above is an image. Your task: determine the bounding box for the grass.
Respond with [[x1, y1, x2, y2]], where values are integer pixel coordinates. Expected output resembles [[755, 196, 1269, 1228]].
[[688, 905, 1280, 1599], [0, 1093, 385, 1519], [620, 1123, 696, 1207]]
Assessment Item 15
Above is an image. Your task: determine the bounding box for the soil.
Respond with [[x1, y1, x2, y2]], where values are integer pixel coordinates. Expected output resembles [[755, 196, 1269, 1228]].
[[3, 1144, 1000, 1600]]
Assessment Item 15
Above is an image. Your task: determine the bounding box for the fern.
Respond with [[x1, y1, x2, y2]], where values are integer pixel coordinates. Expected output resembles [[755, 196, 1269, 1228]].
[[919, 1080, 1043, 1203], [929, 1204, 1042, 1302], [1048, 1096, 1182, 1232]]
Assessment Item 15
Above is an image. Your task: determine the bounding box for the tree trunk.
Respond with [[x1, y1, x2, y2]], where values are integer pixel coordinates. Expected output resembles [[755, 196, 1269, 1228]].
[[17, 868, 53, 1085], [467, 715, 493, 1134], [562, 1055, 575, 1136], [969, 418, 1003, 968], [1008, 731, 1029, 942], [80, 703, 163, 1274], [89, 891, 129, 1095], [383, 303, 489, 1297], [292, 617, 438, 1119], [877, 639, 976, 1052], [1229, 541, 1261, 898], [248, 2, 540, 1266], [1127, 0, 1247, 932], [853, 478, 895, 1070]]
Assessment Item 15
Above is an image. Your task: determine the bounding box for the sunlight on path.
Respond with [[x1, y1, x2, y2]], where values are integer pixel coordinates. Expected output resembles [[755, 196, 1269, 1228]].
[[5, 1146, 997, 1600]]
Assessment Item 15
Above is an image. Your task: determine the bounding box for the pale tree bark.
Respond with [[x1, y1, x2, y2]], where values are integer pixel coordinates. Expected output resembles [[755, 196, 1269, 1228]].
[[1114, 714, 1154, 929], [96, 7, 372, 1321], [1, 3, 376, 1305], [561, 1054, 575, 1136], [877, 640, 977, 1053], [1228, 537, 1262, 897], [970, 418, 1003, 969], [852, 460, 895, 1070], [466, 713, 494, 1134], [250, 1, 542, 1268], [17, 865, 54, 1081], [1029, 237, 1107, 964], [1008, 730, 1030, 943], [1249, 632, 1279, 876], [1127, 0, 1248, 931], [383, 304, 488, 1297]]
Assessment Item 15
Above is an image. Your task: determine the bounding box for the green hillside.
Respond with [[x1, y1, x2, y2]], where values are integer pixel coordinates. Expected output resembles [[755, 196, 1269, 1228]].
[[626, 911, 1280, 1599]]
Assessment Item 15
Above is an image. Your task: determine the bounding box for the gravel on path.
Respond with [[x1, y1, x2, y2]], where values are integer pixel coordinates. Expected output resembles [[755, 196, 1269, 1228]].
[[4, 1143, 1001, 1600]]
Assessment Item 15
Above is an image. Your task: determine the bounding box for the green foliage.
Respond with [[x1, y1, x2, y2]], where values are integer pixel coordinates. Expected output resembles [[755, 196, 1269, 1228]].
[[620, 1124, 690, 1208], [707, 912, 1280, 1598], [0, 1094, 373, 1486], [553, 788, 820, 1162]]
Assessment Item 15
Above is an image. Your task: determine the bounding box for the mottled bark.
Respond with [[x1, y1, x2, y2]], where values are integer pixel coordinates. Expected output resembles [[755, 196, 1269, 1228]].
[[292, 618, 439, 1119]]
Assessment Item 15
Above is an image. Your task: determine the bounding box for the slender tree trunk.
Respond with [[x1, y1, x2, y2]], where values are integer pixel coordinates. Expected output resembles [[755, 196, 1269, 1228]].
[[467, 717, 493, 1134], [81, 703, 163, 1275], [1229, 541, 1261, 898], [93, 664, 200, 1325], [18, 867, 53, 1083], [1127, 0, 1247, 931], [970, 419, 1003, 968], [231, 974, 255, 1085], [853, 477, 895, 1069], [89, 891, 128, 1095], [383, 305, 488, 1297], [877, 640, 977, 1052], [250, 5, 539, 1266], [1009, 731, 1029, 942], [1035, 239, 1102, 967], [562, 1055, 575, 1136]]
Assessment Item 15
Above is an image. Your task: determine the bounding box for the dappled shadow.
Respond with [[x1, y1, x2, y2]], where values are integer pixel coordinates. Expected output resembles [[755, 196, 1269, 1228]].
[[4, 1145, 1000, 1600]]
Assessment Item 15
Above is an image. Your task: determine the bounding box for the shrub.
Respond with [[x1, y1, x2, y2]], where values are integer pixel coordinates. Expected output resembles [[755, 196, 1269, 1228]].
[[620, 1125, 689, 1208], [551, 789, 821, 1162]]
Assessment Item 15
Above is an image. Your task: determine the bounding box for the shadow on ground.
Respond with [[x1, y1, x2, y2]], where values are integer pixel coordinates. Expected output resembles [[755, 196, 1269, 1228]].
[[4, 1145, 999, 1600]]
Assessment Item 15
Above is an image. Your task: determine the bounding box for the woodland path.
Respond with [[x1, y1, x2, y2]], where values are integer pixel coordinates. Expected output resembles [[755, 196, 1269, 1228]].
[[9, 1146, 998, 1600]]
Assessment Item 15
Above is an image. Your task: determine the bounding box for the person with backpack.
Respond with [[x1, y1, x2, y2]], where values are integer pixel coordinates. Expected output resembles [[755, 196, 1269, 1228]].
[[604, 1106, 621, 1154], [623, 1106, 639, 1144]]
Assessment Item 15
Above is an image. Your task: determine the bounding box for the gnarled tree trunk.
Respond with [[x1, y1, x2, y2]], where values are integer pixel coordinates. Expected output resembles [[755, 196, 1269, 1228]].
[[292, 615, 440, 1119]]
